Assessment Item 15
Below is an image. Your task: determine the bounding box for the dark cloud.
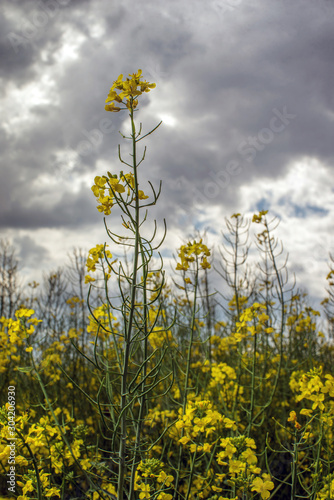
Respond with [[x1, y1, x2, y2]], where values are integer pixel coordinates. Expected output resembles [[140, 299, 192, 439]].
[[0, 185, 99, 229], [1, 0, 334, 298]]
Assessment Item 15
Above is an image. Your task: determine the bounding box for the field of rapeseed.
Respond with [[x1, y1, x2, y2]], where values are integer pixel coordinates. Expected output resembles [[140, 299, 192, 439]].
[[1, 71, 334, 500]]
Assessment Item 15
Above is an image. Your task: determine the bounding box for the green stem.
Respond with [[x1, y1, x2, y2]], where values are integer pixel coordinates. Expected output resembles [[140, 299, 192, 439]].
[[185, 448, 197, 500], [246, 330, 257, 436], [174, 260, 199, 500], [118, 101, 140, 500], [290, 434, 297, 500], [128, 242, 149, 500]]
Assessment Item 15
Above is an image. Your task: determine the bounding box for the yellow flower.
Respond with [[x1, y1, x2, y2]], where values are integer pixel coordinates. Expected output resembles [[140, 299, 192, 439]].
[[109, 177, 126, 193], [178, 436, 190, 445], [241, 447, 258, 465], [138, 189, 149, 200], [175, 239, 211, 271], [105, 102, 121, 112], [45, 487, 61, 498], [157, 470, 173, 487], [139, 483, 151, 499], [105, 70, 156, 112], [22, 480, 34, 495], [229, 459, 245, 476], [251, 477, 274, 499], [15, 308, 35, 319], [252, 210, 268, 223], [202, 442, 212, 453], [201, 256, 211, 269], [287, 411, 297, 423], [322, 374, 334, 397], [86, 244, 113, 272], [244, 437, 256, 449], [309, 392, 325, 411]]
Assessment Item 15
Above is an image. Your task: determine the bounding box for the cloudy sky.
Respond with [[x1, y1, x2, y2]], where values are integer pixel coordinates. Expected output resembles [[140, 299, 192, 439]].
[[1, 0, 334, 307]]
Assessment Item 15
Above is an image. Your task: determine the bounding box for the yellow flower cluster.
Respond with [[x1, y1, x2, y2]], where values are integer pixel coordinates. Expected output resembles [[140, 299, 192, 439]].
[[87, 303, 119, 341], [91, 174, 125, 215], [228, 294, 249, 312], [1, 308, 41, 345], [216, 436, 274, 499], [207, 334, 233, 360], [176, 400, 237, 450], [85, 243, 114, 283], [287, 410, 302, 430], [173, 424, 274, 500], [316, 473, 334, 499], [105, 69, 156, 112], [17, 470, 61, 499], [217, 435, 256, 465], [0, 308, 41, 372], [252, 210, 268, 223], [208, 363, 241, 409], [291, 367, 334, 411], [134, 460, 174, 500], [231, 302, 271, 343], [86, 243, 113, 272], [1, 405, 96, 500], [145, 407, 177, 430], [148, 327, 176, 349], [210, 362, 237, 386], [92, 482, 117, 500], [0, 407, 30, 470], [176, 239, 211, 272], [91, 172, 148, 216], [286, 308, 320, 337]]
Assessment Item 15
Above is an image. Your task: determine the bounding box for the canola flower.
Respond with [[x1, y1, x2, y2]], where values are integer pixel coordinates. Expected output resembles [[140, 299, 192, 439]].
[[90, 172, 149, 216], [252, 209, 268, 224], [291, 367, 334, 411], [251, 476, 275, 499], [85, 243, 115, 283], [104, 69, 156, 112], [175, 239, 211, 272], [91, 71, 156, 217]]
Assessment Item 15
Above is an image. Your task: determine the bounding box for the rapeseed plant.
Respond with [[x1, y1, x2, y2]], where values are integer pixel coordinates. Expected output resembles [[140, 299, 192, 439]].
[[0, 73, 333, 500]]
